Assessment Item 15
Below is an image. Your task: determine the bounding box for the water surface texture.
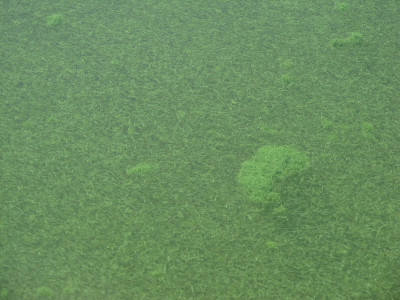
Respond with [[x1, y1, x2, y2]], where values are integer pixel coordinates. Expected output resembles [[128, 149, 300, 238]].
[[1, 1, 399, 299]]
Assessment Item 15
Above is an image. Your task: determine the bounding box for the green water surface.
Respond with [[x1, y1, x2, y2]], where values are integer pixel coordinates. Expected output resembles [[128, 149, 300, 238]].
[[1, 0, 399, 299]]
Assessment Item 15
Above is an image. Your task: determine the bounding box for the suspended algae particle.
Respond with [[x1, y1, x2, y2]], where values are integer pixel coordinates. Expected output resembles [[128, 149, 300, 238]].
[[126, 163, 156, 176], [361, 121, 375, 139], [46, 13, 64, 26], [238, 145, 310, 204], [334, 2, 349, 11], [281, 73, 292, 85], [35, 286, 55, 299], [331, 32, 363, 47], [265, 241, 278, 249]]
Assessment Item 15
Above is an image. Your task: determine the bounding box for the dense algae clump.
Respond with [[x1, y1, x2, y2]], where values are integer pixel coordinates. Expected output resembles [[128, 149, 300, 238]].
[[238, 145, 310, 204]]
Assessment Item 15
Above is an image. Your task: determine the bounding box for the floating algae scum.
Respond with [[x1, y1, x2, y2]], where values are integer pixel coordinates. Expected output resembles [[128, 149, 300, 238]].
[[238, 145, 310, 208]]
